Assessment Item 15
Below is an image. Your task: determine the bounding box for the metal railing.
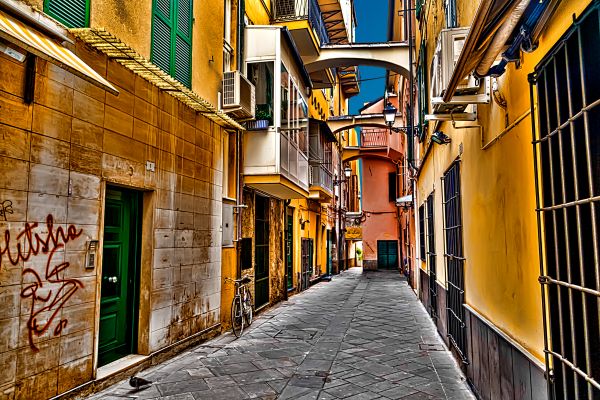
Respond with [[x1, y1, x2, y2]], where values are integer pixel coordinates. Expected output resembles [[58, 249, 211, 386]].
[[309, 164, 333, 192], [361, 128, 388, 147], [280, 127, 309, 190], [272, 0, 329, 45]]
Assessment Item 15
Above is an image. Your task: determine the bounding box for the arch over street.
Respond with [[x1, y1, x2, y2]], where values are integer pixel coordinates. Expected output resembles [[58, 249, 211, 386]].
[[304, 42, 412, 78]]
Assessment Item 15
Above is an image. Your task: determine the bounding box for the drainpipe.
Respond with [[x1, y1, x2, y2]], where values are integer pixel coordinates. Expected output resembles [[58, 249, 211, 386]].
[[236, 129, 243, 278], [405, 0, 416, 170], [236, 0, 245, 71]]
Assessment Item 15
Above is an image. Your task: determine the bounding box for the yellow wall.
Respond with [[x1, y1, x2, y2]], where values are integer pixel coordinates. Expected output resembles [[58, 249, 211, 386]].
[[416, 0, 592, 362], [220, 246, 237, 330], [245, 0, 271, 25]]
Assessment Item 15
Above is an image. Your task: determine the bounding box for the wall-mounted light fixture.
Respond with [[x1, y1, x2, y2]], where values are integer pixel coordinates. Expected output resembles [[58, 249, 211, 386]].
[[431, 131, 451, 145], [383, 102, 397, 128], [299, 213, 310, 229]]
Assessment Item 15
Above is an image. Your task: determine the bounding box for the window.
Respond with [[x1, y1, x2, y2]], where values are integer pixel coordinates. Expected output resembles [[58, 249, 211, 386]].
[[388, 172, 397, 203], [531, 3, 600, 397], [152, 0, 193, 88], [426, 193, 437, 317], [419, 203, 425, 260], [44, 0, 90, 28], [444, 0, 457, 28], [443, 161, 466, 361], [248, 62, 274, 125]]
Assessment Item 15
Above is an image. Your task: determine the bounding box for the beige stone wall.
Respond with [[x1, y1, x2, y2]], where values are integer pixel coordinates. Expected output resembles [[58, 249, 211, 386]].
[[0, 37, 224, 397]]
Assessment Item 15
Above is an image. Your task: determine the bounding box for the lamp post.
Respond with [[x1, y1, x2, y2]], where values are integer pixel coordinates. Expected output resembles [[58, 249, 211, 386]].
[[383, 102, 397, 129]]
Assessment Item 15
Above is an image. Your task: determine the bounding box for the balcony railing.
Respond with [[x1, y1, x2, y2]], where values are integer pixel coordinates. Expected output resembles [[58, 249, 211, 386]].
[[280, 127, 309, 190], [273, 0, 329, 45], [361, 128, 388, 147], [309, 164, 333, 192]]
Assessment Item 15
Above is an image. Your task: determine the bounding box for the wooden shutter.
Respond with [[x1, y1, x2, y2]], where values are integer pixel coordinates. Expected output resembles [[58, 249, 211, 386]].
[[152, 0, 193, 88], [175, 0, 192, 87], [44, 0, 89, 28], [152, 0, 173, 75]]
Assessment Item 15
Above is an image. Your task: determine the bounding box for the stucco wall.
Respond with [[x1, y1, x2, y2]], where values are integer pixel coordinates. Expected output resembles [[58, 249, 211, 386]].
[[415, 0, 593, 363], [0, 38, 225, 397]]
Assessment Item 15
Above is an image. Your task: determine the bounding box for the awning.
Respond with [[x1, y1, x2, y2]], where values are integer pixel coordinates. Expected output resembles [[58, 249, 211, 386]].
[[70, 28, 243, 130], [443, 0, 560, 102], [0, 9, 118, 95]]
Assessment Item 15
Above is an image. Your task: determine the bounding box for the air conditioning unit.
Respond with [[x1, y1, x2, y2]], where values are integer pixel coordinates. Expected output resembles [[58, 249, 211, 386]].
[[221, 70, 256, 120], [430, 27, 490, 113]]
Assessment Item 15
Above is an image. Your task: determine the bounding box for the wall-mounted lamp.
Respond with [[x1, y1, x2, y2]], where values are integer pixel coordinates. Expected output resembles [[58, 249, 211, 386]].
[[383, 102, 397, 128], [431, 131, 451, 145], [344, 166, 352, 179], [299, 215, 310, 229], [86, 240, 99, 269]]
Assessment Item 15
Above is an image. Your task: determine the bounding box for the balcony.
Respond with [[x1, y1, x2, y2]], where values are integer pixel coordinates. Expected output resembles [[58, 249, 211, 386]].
[[309, 164, 333, 201], [360, 128, 388, 148], [307, 118, 334, 201], [243, 127, 310, 199], [273, 0, 329, 56]]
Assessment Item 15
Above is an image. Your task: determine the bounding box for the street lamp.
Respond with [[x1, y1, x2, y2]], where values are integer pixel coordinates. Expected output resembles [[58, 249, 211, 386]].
[[344, 166, 352, 179], [383, 102, 397, 128]]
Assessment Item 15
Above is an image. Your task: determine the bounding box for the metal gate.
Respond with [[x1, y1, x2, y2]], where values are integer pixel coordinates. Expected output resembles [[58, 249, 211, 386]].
[[426, 193, 437, 318], [442, 161, 467, 362], [530, 3, 600, 398]]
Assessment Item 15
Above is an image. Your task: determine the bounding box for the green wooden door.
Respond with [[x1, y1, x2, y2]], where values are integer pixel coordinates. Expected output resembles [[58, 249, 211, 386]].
[[254, 196, 270, 308], [99, 188, 141, 366], [377, 240, 398, 270]]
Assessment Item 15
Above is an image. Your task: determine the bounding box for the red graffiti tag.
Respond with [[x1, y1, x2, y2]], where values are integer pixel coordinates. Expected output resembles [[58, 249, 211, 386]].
[[1, 215, 84, 351]]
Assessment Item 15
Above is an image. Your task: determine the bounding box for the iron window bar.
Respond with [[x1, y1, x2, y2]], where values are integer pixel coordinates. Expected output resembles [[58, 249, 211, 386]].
[[441, 161, 468, 364], [530, 3, 600, 399], [426, 193, 437, 318]]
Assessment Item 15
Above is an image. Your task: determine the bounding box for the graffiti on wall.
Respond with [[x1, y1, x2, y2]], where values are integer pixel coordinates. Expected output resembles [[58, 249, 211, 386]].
[[0, 200, 13, 221], [0, 214, 84, 351]]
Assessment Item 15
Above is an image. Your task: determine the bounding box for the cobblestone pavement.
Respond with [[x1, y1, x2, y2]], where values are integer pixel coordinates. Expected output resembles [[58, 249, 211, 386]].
[[91, 268, 475, 400]]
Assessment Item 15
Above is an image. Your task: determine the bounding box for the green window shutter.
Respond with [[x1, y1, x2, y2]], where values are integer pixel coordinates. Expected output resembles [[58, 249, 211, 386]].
[[152, 0, 193, 88], [44, 0, 90, 28], [417, 40, 427, 142], [175, 0, 192, 87]]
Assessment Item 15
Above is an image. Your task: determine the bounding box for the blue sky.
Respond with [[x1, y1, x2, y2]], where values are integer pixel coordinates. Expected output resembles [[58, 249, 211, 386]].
[[349, 0, 389, 114]]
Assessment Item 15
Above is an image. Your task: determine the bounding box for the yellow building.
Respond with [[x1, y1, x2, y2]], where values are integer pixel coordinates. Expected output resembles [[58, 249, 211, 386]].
[[413, 0, 600, 398]]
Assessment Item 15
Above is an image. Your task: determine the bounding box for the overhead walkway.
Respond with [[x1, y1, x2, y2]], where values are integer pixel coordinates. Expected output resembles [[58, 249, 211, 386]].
[[304, 42, 412, 78]]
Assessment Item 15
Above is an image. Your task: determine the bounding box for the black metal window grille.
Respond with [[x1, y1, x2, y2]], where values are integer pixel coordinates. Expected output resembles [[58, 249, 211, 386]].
[[426, 193, 437, 318], [419, 203, 426, 260], [442, 161, 467, 361], [530, 3, 600, 398]]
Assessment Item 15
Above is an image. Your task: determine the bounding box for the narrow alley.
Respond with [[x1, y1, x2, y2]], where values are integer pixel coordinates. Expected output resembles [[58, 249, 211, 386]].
[[90, 269, 474, 400]]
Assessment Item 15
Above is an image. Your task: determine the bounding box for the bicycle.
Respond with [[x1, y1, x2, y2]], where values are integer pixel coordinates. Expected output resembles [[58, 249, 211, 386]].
[[225, 275, 253, 337]]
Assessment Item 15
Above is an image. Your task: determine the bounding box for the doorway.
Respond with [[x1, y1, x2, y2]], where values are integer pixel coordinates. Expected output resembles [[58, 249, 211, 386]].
[[377, 240, 398, 270], [254, 195, 270, 308], [300, 238, 313, 290], [285, 212, 293, 290], [98, 187, 142, 366]]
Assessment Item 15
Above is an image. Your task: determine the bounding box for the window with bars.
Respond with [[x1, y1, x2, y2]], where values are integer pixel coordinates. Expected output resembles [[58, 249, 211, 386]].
[[531, 3, 600, 398], [442, 161, 466, 361], [152, 0, 193, 88], [426, 192, 437, 317], [44, 0, 90, 28], [419, 203, 426, 260]]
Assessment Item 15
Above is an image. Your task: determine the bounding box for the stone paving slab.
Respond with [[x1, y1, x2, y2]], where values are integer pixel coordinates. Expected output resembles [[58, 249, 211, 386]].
[[90, 268, 475, 399]]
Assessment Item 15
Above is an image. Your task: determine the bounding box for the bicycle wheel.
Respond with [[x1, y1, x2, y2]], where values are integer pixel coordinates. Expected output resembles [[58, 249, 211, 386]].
[[244, 288, 253, 326], [231, 296, 244, 337]]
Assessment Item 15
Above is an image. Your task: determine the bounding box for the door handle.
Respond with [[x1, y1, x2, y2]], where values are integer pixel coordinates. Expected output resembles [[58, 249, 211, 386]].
[[104, 276, 118, 283]]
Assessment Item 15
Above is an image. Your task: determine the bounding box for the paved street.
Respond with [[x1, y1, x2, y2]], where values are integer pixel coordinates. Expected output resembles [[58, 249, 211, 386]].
[[92, 268, 475, 400]]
